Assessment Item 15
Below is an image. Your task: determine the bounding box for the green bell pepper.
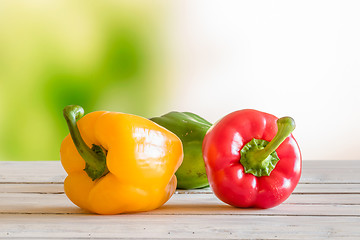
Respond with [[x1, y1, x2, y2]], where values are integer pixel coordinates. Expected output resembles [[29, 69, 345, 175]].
[[150, 111, 212, 189]]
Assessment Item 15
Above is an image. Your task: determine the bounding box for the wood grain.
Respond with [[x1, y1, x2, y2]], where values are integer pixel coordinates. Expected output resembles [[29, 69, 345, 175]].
[[0, 214, 358, 239], [1, 160, 360, 183], [0, 160, 359, 239]]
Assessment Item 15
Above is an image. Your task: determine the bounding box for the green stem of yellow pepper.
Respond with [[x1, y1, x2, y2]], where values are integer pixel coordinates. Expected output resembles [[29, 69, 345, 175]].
[[63, 105, 108, 181]]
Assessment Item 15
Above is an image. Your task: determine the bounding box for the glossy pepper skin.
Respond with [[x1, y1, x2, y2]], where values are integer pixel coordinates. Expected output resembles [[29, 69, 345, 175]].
[[150, 112, 212, 189], [60, 105, 183, 214], [202, 109, 301, 209]]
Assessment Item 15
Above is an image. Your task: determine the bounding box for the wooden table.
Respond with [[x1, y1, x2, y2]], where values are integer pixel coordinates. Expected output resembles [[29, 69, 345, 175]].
[[0, 160, 359, 239]]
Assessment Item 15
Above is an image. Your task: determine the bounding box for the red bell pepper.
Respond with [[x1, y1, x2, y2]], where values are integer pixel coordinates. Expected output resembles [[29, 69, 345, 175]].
[[202, 109, 301, 209]]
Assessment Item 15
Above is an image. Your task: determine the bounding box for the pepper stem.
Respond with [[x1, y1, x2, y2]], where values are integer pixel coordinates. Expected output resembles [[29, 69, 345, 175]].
[[63, 105, 108, 181], [240, 117, 296, 177], [255, 117, 295, 161]]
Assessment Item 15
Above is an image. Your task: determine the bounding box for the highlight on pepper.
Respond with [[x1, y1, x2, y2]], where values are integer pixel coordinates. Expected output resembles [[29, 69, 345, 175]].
[[60, 105, 183, 214], [202, 109, 302, 209]]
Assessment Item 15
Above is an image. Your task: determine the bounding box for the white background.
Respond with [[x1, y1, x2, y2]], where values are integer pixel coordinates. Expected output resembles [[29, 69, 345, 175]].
[[167, 1, 360, 160]]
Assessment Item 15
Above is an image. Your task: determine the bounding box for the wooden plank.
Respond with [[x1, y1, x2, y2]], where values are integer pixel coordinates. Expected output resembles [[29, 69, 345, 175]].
[[0, 161, 359, 239], [153, 195, 360, 217], [1, 183, 360, 194], [0, 184, 64, 194], [0, 161, 359, 183], [0, 214, 359, 239], [300, 160, 360, 183], [293, 183, 360, 194], [1, 184, 359, 208], [300, 170, 360, 183], [288, 193, 360, 205], [0, 192, 359, 216], [1, 160, 360, 184], [0, 192, 85, 214], [302, 160, 360, 169], [178, 183, 360, 194], [0, 161, 66, 183]]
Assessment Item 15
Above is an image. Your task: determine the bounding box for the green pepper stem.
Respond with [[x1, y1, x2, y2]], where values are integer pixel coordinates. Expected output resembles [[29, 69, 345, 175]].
[[254, 117, 296, 163], [240, 117, 296, 177], [63, 105, 108, 181]]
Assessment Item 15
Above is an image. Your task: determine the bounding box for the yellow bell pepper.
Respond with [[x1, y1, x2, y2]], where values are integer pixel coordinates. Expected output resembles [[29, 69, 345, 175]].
[[60, 105, 183, 214]]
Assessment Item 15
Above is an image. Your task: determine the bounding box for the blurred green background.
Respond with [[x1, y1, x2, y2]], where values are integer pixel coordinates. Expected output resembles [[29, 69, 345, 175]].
[[0, 1, 170, 161], [2, 1, 360, 162]]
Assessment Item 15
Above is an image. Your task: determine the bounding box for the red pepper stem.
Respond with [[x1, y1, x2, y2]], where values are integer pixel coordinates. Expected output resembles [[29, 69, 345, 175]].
[[240, 116, 296, 177], [255, 117, 296, 163], [63, 105, 108, 181]]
